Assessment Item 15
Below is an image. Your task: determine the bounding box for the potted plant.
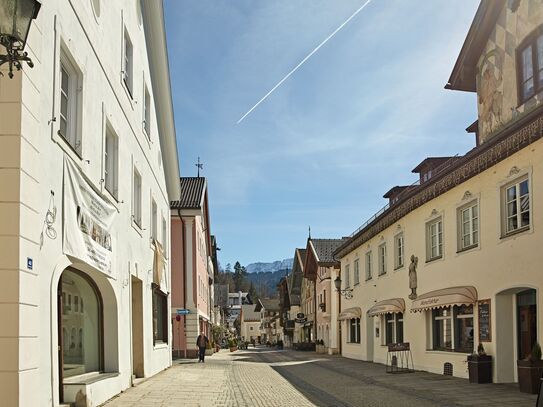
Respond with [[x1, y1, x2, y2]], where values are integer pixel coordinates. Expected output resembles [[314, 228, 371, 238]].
[[316, 339, 325, 354], [205, 340, 214, 356], [228, 338, 237, 352], [467, 343, 492, 384], [518, 342, 543, 394]]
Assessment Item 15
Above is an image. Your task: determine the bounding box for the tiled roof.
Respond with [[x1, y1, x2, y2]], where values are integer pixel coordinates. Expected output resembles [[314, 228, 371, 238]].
[[260, 298, 280, 311], [241, 304, 261, 322], [311, 239, 345, 263], [170, 177, 206, 209], [411, 157, 460, 173]]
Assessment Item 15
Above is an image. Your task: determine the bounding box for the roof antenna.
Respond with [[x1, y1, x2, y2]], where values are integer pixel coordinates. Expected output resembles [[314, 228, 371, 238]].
[[195, 157, 203, 177]]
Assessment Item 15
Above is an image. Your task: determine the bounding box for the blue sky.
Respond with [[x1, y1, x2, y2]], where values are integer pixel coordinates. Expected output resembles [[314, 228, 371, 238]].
[[164, 0, 480, 268]]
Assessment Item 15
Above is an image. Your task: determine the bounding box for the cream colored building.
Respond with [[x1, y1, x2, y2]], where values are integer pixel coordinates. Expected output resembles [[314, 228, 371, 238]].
[[334, 0, 543, 383], [0, 1, 179, 406], [240, 304, 261, 342]]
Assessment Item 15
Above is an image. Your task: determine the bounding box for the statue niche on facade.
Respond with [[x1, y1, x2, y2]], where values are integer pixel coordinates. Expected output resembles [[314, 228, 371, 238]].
[[408, 255, 418, 300]]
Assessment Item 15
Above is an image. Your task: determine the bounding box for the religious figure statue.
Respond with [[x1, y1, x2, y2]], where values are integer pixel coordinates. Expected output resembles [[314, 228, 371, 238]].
[[408, 255, 418, 300]]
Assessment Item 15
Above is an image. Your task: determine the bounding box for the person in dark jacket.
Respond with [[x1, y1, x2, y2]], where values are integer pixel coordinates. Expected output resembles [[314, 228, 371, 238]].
[[196, 332, 209, 363]]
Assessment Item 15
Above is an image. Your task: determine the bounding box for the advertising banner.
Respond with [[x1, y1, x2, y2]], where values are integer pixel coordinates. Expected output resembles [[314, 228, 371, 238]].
[[63, 158, 116, 277]]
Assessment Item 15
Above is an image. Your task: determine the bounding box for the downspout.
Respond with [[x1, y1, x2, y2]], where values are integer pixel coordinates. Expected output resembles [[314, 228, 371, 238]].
[[314, 271, 317, 343], [177, 208, 187, 358]]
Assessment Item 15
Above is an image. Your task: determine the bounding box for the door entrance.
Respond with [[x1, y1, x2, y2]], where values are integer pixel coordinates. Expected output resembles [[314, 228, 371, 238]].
[[517, 289, 537, 360], [131, 276, 144, 378]]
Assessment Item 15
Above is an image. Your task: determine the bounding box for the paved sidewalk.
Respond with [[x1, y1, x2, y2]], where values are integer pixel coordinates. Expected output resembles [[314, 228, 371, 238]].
[[101, 349, 315, 407]]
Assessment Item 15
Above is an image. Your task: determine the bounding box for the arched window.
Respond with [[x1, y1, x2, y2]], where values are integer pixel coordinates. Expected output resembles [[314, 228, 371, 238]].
[[59, 269, 102, 378]]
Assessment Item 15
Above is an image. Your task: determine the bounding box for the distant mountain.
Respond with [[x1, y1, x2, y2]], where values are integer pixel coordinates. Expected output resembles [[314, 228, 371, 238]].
[[246, 258, 293, 274], [246, 268, 290, 299]]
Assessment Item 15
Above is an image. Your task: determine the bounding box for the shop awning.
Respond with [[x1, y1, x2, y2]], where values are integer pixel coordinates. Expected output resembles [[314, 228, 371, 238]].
[[411, 286, 478, 312], [338, 307, 362, 320], [367, 298, 405, 317]]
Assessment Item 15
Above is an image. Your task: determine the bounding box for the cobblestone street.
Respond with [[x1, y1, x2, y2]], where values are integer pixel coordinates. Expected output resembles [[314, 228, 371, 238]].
[[102, 347, 538, 407]]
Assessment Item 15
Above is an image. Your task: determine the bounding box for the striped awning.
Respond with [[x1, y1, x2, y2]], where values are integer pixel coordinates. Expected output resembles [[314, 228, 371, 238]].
[[367, 298, 405, 317], [411, 286, 478, 312], [338, 307, 362, 320]]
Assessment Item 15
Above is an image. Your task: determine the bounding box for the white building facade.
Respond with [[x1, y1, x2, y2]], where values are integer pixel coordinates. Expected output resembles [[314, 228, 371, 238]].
[[0, 1, 180, 406]]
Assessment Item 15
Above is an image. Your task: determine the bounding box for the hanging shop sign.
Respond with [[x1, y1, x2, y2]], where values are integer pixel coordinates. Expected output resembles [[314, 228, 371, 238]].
[[295, 313, 307, 324], [478, 299, 491, 342], [63, 158, 116, 276]]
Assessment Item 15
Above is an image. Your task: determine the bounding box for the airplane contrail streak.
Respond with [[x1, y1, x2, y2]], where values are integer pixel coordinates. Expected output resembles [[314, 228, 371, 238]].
[[236, 0, 373, 124]]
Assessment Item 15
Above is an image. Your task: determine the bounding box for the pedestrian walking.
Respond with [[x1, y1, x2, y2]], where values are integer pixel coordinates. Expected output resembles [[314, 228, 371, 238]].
[[196, 332, 209, 363]]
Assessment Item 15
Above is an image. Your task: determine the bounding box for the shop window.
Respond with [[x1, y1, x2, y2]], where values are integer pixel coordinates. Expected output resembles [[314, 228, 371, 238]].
[[394, 232, 404, 269], [353, 259, 360, 285], [431, 305, 473, 352], [60, 269, 102, 378], [426, 217, 443, 261], [378, 243, 387, 276], [384, 313, 403, 344], [152, 284, 168, 344], [517, 26, 543, 104], [348, 318, 360, 343], [502, 177, 530, 236], [458, 202, 478, 251]]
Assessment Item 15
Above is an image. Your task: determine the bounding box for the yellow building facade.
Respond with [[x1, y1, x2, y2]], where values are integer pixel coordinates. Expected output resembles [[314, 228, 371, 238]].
[[334, 0, 543, 383]]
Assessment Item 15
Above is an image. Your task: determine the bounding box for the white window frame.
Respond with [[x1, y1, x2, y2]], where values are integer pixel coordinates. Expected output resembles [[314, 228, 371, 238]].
[[430, 305, 474, 353], [143, 83, 151, 137], [394, 232, 404, 269], [365, 251, 372, 281], [104, 125, 119, 199], [162, 216, 168, 257], [344, 264, 350, 288], [502, 177, 530, 236], [151, 198, 157, 241], [383, 312, 404, 345], [133, 168, 142, 227], [353, 259, 360, 285], [457, 201, 479, 251], [426, 217, 443, 261], [123, 29, 134, 97], [59, 50, 82, 156], [378, 243, 387, 276]]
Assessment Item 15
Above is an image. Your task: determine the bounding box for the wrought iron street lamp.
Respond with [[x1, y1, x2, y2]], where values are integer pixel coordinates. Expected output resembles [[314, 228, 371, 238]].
[[0, 0, 41, 78], [334, 276, 353, 299]]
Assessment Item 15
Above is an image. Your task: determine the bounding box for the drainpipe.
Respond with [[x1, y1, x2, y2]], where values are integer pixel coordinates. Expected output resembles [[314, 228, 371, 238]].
[[177, 208, 187, 359]]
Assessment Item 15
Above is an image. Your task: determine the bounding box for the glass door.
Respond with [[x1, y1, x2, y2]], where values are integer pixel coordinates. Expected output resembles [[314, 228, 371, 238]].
[[517, 289, 537, 360]]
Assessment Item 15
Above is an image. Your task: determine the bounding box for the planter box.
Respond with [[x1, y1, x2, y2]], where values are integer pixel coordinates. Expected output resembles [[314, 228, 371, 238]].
[[467, 355, 492, 384], [316, 345, 325, 354], [229, 346, 237, 352], [518, 360, 543, 394]]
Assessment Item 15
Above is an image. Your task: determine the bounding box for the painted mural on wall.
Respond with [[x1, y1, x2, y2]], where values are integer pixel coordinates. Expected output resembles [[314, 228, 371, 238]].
[[477, 0, 543, 143]]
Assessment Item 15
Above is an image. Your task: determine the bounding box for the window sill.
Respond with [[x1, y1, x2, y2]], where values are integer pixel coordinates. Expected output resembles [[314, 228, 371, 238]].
[[63, 371, 119, 385], [501, 226, 530, 240], [456, 244, 478, 254], [393, 265, 404, 271], [153, 342, 168, 350], [425, 256, 443, 264], [131, 220, 143, 237], [378, 273, 387, 278], [54, 131, 83, 162], [425, 349, 471, 355], [365, 278, 373, 282]]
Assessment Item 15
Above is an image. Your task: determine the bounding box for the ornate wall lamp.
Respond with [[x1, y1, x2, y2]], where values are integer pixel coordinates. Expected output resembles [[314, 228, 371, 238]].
[[0, 0, 41, 78], [334, 276, 353, 299]]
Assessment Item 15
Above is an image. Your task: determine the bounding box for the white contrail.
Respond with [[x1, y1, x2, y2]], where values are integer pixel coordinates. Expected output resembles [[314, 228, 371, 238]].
[[236, 0, 373, 124]]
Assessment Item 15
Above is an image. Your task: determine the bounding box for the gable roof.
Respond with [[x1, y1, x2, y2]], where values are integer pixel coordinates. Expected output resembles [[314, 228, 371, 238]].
[[241, 304, 261, 322], [171, 177, 206, 209], [310, 239, 345, 263], [259, 298, 280, 312], [287, 248, 305, 306], [445, 0, 506, 92]]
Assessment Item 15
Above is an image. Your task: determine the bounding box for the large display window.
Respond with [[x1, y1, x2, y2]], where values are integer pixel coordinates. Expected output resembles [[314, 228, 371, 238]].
[[59, 269, 103, 378]]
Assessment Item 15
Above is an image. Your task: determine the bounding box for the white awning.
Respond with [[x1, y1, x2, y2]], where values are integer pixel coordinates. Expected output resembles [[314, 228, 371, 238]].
[[367, 298, 405, 317], [411, 286, 478, 312], [338, 307, 362, 320]]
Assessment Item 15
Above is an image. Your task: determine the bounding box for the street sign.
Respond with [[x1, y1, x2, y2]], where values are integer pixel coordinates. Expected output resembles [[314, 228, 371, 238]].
[[176, 309, 190, 315]]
